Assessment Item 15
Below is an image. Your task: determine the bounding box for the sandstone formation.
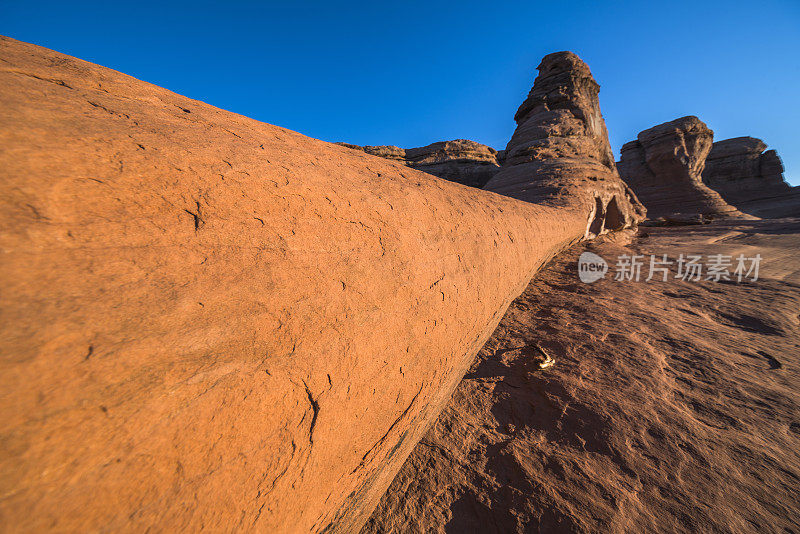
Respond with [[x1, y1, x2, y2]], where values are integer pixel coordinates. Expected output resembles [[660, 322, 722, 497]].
[[702, 137, 800, 218], [617, 117, 745, 221], [339, 139, 501, 188], [483, 51, 646, 236], [0, 38, 635, 533]]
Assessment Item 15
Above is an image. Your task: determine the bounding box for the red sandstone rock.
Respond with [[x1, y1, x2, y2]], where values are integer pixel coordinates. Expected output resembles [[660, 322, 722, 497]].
[[702, 137, 800, 218], [483, 51, 645, 237], [339, 139, 501, 188], [0, 37, 629, 532], [617, 117, 746, 221]]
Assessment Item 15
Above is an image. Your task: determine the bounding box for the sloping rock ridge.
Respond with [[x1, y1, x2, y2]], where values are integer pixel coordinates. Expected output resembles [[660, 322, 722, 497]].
[[338, 139, 501, 188], [483, 51, 646, 238], [617, 116, 746, 221], [0, 37, 633, 533], [702, 137, 800, 218]]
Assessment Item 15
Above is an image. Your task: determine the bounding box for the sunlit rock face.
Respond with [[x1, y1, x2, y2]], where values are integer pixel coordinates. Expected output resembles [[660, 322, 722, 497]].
[[483, 51, 646, 238], [0, 36, 617, 533], [617, 116, 746, 221]]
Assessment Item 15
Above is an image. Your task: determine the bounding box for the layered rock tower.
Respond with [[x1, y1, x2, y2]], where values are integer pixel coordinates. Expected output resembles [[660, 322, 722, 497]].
[[483, 51, 645, 237], [702, 137, 799, 218], [617, 117, 745, 221]]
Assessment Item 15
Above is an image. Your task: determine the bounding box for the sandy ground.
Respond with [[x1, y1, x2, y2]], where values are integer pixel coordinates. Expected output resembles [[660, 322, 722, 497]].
[[363, 218, 800, 533]]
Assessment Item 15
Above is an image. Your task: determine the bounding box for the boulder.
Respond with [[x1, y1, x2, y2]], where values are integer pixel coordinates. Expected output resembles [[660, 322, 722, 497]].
[[483, 51, 646, 237], [0, 37, 624, 533], [617, 117, 745, 221], [702, 137, 799, 218]]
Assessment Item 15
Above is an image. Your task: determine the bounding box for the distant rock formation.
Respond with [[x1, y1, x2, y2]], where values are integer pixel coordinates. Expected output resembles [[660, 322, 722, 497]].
[[339, 142, 407, 162], [617, 116, 745, 222], [702, 137, 800, 218], [339, 139, 501, 188], [483, 51, 645, 237]]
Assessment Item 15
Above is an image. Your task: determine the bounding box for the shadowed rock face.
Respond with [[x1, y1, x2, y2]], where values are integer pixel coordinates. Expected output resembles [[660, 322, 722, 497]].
[[702, 137, 799, 218], [338, 139, 501, 188], [617, 117, 745, 221], [483, 51, 645, 237], [0, 37, 637, 533]]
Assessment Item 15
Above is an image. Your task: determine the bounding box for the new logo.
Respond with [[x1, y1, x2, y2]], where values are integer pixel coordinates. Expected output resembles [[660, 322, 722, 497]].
[[578, 252, 608, 283]]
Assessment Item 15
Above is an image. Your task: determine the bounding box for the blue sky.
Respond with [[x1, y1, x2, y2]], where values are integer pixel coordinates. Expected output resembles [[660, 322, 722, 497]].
[[3, 0, 799, 185]]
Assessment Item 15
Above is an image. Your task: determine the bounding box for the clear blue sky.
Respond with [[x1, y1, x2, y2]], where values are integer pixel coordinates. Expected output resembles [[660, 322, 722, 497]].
[[3, 0, 799, 185]]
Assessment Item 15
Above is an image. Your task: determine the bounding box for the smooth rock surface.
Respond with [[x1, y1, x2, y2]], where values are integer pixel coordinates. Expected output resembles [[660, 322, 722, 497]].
[[483, 51, 646, 236], [617, 117, 745, 221], [702, 137, 800, 218], [0, 37, 620, 533]]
